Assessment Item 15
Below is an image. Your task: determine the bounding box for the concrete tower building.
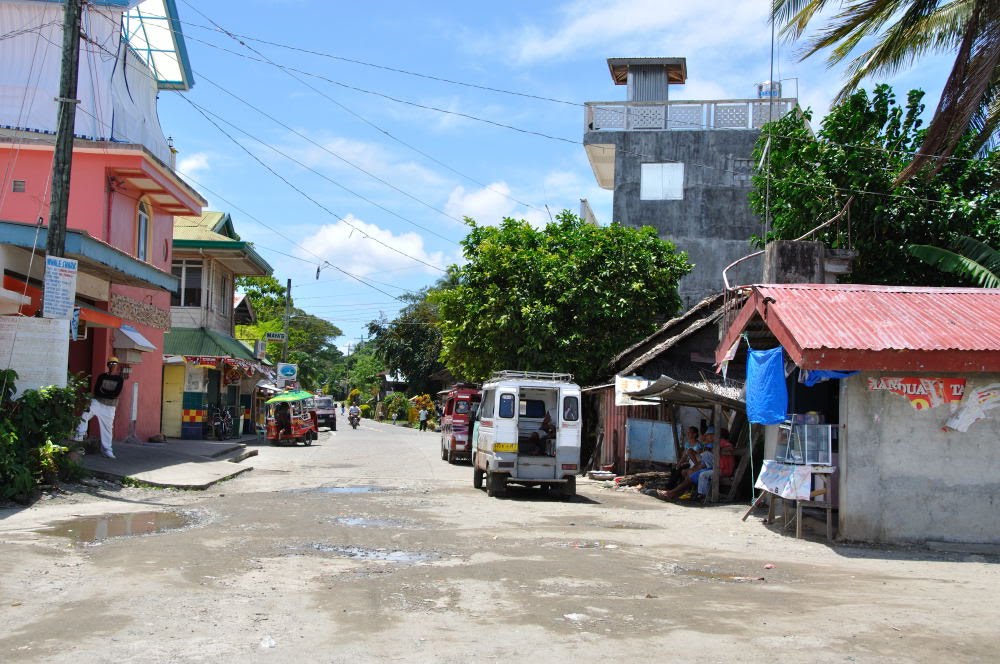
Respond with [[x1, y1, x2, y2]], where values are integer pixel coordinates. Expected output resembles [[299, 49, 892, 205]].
[[583, 57, 796, 308]]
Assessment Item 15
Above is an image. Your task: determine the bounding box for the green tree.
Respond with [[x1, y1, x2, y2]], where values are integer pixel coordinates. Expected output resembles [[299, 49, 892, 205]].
[[346, 346, 385, 401], [236, 276, 287, 321], [367, 285, 447, 395], [434, 211, 691, 385], [772, 0, 1000, 176], [235, 276, 345, 391], [750, 85, 1000, 285]]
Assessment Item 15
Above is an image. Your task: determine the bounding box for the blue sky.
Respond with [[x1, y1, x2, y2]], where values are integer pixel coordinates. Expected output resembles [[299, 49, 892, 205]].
[[157, 0, 951, 353]]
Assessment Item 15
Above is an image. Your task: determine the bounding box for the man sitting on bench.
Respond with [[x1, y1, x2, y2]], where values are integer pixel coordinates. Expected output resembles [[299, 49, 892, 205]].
[[526, 407, 557, 455]]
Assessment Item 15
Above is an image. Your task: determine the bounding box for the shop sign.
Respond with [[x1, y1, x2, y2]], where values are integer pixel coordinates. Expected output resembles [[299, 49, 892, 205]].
[[185, 355, 221, 369], [265, 332, 286, 342], [42, 256, 78, 319], [867, 376, 966, 410]]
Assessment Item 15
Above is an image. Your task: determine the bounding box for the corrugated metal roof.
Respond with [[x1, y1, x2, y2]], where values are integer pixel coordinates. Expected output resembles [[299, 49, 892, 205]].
[[718, 284, 1000, 372], [756, 284, 1000, 352], [163, 326, 255, 361]]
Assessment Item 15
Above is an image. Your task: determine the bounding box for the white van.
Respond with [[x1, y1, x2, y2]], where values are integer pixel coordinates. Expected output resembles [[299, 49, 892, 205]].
[[471, 371, 582, 498]]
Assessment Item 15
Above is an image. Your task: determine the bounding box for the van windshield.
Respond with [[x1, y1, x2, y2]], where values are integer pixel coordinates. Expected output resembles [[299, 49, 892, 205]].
[[315, 397, 333, 409]]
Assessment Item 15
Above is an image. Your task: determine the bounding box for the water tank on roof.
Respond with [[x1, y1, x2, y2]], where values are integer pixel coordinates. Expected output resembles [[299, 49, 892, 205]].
[[756, 80, 782, 99]]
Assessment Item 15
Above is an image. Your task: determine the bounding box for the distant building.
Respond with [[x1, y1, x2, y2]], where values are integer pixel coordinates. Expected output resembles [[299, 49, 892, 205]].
[[583, 57, 797, 308], [163, 212, 272, 438]]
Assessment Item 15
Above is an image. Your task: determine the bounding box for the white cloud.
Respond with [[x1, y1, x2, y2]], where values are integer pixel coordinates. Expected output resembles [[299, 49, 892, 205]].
[[278, 131, 448, 191], [177, 152, 211, 178], [298, 214, 448, 278], [497, 0, 765, 67], [445, 182, 513, 223]]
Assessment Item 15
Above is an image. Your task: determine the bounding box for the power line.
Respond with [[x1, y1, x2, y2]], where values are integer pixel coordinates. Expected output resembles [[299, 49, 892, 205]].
[[182, 91, 459, 241], [177, 94, 446, 274], [176, 171, 424, 303], [174, 5, 543, 215]]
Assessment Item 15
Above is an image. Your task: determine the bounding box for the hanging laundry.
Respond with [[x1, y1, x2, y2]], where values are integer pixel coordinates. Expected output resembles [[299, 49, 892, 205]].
[[747, 346, 787, 424]]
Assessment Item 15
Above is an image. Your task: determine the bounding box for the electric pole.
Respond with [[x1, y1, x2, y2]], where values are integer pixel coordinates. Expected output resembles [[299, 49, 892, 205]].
[[46, 0, 84, 258], [282, 278, 291, 362]]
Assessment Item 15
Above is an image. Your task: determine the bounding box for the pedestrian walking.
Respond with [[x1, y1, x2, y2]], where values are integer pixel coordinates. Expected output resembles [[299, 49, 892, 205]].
[[418, 407, 428, 432], [75, 357, 126, 459]]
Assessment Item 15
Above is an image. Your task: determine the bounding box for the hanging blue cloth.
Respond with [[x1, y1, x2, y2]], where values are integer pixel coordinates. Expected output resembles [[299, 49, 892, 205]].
[[800, 369, 859, 387], [746, 346, 787, 425]]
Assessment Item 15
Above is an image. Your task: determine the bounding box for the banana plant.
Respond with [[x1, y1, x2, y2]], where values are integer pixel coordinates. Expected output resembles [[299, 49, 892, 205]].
[[909, 237, 1000, 288]]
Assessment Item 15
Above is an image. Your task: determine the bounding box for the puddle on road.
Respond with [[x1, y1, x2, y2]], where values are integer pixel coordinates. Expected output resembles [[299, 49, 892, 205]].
[[329, 516, 412, 528], [39, 511, 191, 544], [292, 486, 390, 495], [659, 562, 764, 583], [304, 543, 438, 564], [595, 522, 655, 530]]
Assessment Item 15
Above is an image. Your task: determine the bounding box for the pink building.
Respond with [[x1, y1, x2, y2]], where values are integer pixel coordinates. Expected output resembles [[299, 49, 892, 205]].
[[0, 0, 203, 442]]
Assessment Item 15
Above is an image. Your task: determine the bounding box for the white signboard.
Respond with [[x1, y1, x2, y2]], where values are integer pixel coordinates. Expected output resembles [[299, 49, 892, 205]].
[[184, 366, 207, 393], [265, 332, 287, 342], [0, 317, 69, 397], [43, 255, 78, 319], [615, 374, 653, 406]]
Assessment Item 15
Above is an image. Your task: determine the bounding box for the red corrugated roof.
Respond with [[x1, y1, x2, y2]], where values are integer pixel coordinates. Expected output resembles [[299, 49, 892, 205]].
[[717, 284, 1000, 372]]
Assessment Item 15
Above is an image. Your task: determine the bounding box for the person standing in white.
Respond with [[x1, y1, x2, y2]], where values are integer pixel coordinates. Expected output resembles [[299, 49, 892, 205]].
[[75, 357, 126, 459]]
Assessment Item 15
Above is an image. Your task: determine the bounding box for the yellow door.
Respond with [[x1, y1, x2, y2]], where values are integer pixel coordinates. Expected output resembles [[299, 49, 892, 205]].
[[161, 364, 185, 438]]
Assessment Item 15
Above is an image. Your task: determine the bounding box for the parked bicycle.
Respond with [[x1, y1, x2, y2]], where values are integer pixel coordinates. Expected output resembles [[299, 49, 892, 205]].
[[210, 405, 235, 440]]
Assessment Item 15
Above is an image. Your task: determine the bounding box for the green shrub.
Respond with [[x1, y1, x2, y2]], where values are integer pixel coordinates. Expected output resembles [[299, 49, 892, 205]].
[[384, 392, 410, 423], [359, 404, 371, 419], [0, 371, 90, 502]]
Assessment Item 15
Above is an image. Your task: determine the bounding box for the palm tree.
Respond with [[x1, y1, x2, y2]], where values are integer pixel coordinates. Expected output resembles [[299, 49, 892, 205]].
[[772, 0, 1000, 178], [908, 236, 1000, 287]]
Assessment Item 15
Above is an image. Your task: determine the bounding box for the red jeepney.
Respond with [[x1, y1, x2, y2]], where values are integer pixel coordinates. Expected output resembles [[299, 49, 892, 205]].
[[439, 384, 481, 464]]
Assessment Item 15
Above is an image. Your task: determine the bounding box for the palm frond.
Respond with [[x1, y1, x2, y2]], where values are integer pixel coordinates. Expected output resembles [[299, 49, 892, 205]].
[[909, 238, 1000, 288]]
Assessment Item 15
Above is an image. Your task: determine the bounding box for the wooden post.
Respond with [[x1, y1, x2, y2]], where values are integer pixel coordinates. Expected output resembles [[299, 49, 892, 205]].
[[45, 0, 84, 259], [710, 404, 722, 502]]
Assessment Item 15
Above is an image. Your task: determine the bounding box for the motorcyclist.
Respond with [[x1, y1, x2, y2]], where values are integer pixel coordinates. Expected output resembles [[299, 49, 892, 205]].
[[348, 403, 361, 427]]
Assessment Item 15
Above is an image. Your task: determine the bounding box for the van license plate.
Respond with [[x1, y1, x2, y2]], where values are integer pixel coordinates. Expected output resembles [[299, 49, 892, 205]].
[[493, 443, 518, 453]]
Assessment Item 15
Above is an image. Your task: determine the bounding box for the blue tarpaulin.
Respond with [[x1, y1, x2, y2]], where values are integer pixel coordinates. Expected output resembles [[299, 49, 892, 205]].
[[747, 346, 787, 424], [800, 369, 859, 387]]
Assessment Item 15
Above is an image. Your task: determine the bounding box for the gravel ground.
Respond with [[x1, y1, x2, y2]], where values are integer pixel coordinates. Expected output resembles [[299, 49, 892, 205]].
[[0, 420, 997, 663]]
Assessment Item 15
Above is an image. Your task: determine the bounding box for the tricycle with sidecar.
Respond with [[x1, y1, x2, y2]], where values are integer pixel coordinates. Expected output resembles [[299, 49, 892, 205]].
[[265, 390, 319, 446]]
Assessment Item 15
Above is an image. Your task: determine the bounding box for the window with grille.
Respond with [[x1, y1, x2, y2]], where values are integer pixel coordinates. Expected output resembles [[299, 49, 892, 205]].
[[12, 180, 25, 193], [731, 158, 753, 185]]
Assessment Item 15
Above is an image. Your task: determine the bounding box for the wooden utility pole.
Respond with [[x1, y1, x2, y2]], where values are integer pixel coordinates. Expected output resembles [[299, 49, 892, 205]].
[[45, 0, 84, 258], [282, 278, 291, 362]]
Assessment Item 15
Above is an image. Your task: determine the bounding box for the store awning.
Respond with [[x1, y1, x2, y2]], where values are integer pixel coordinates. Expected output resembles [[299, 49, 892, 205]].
[[79, 306, 122, 328], [163, 326, 256, 361], [114, 324, 156, 352], [0, 220, 179, 292], [627, 375, 745, 410]]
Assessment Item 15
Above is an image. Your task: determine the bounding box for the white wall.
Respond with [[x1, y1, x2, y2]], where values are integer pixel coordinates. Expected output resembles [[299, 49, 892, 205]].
[[839, 372, 1000, 544]]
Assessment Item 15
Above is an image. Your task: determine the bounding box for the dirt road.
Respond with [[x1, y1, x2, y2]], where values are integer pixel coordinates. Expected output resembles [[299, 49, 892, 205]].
[[1, 421, 996, 663]]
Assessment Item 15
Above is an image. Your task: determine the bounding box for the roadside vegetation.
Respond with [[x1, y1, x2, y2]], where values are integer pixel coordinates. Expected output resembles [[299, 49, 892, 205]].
[[751, 85, 1000, 286], [0, 370, 90, 503]]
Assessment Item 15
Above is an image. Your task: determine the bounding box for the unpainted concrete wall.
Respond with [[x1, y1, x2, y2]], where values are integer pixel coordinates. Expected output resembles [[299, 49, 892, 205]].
[[839, 372, 1000, 544], [585, 129, 762, 308]]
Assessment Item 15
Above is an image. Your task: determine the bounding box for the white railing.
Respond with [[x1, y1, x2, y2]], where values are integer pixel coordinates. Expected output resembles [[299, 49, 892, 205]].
[[585, 98, 798, 132]]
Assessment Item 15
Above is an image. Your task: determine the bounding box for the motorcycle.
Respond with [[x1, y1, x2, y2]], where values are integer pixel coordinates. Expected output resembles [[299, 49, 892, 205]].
[[349, 413, 360, 429]]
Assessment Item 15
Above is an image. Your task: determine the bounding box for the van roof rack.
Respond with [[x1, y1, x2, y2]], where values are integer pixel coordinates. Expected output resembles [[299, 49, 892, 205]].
[[490, 370, 575, 382]]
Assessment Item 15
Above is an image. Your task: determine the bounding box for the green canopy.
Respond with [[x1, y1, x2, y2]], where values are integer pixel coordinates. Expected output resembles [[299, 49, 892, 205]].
[[265, 390, 315, 404]]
